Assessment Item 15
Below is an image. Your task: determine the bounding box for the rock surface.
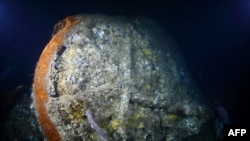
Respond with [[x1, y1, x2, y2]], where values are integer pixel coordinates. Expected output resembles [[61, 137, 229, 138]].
[[0, 92, 43, 141]]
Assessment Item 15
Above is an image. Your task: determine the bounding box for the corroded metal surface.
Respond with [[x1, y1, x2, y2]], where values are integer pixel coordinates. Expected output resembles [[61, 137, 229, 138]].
[[33, 14, 211, 141]]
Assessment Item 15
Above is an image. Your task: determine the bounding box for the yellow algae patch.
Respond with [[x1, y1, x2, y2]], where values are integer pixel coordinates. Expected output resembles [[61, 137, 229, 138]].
[[138, 122, 145, 129], [108, 119, 121, 131], [166, 114, 178, 121], [68, 47, 76, 60], [142, 48, 153, 56]]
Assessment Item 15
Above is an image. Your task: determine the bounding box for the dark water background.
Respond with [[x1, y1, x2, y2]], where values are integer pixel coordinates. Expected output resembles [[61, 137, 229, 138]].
[[0, 0, 250, 125]]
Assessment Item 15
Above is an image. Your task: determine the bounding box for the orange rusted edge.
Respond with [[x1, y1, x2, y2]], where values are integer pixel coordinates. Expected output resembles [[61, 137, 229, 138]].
[[33, 15, 82, 141]]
